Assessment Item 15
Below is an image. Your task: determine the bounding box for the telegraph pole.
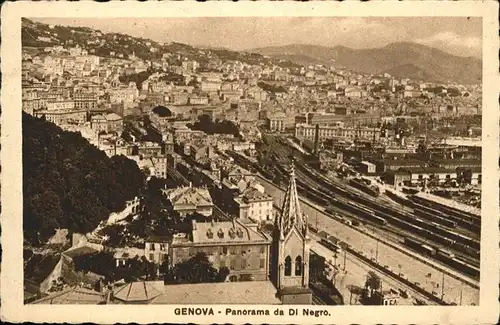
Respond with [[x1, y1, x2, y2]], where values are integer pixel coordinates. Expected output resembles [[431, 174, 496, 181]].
[[343, 250, 347, 271], [441, 272, 445, 301], [375, 239, 379, 263]]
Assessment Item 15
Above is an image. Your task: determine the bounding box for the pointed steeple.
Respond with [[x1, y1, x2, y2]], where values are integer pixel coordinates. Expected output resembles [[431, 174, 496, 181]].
[[277, 161, 306, 237]]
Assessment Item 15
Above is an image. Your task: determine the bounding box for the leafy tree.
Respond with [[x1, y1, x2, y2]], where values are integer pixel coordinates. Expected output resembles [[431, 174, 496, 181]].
[[159, 259, 170, 276], [309, 253, 329, 284], [365, 271, 381, 291], [188, 114, 239, 136], [73, 251, 116, 280], [118, 71, 152, 90], [166, 252, 228, 284], [23, 113, 145, 246], [152, 106, 172, 118], [257, 82, 287, 93]]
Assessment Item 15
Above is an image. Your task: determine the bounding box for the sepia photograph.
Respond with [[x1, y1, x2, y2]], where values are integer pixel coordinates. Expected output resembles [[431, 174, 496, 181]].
[[1, 1, 499, 324]]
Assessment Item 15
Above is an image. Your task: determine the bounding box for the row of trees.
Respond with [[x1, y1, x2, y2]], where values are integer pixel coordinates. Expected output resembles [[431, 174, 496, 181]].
[[23, 113, 146, 245], [73, 250, 228, 285]]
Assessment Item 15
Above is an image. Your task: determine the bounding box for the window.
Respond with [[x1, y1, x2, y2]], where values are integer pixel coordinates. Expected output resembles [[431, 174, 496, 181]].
[[260, 246, 265, 254], [220, 259, 226, 268], [259, 258, 265, 269], [230, 259, 236, 270], [241, 259, 247, 269], [222, 247, 228, 255], [284, 256, 292, 276], [295, 255, 303, 276], [149, 253, 154, 261]]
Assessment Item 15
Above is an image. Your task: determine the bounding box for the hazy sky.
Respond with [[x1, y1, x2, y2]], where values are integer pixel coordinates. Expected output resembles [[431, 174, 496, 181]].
[[32, 17, 482, 58]]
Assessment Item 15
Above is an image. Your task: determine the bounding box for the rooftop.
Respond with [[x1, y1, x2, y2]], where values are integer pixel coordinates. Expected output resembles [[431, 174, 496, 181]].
[[113, 281, 163, 303], [106, 112, 122, 121], [180, 219, 270, 245], [240, 186, 272, 202], [162, 186, 213, 207], [151, 281, 281, 304], [32, 287, 106, 305]]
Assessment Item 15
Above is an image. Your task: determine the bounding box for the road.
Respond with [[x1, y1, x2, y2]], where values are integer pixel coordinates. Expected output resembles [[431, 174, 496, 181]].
[[262, 178, 479, 305]]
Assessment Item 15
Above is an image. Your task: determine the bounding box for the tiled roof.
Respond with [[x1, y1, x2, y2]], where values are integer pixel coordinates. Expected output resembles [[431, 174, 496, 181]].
[[240, 187, 272, 202], [113, 281, 163, 303], [188, 219, 269, 245], [162, 186, 213, 207], [106, 112, 122, 121], [32, 287, 105, 305], [151, 281, 281, 304], [113, 247, 145, 259], [63, 245, 99, 259]]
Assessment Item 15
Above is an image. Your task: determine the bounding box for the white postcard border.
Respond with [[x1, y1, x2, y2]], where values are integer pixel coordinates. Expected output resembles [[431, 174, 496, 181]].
[[1, 1, 499, 324]]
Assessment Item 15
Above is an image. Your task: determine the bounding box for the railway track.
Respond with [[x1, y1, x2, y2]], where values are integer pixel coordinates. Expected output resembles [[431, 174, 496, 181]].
[[297, 163, 480, 252], [252, 140, 481, 279], [295, 166, 480, 266], [277, 163, 477, 265], [250, 135, 480, 279]]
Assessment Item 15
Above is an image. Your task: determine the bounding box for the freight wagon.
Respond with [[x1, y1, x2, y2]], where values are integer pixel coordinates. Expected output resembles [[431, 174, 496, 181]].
[[448, 257, 480, 278], [320, 238, 343, 254], [385, 190, 414, 207], [348, 178, 380, 197], [403, 237, 436, 256], [413, 207, 458, 228]]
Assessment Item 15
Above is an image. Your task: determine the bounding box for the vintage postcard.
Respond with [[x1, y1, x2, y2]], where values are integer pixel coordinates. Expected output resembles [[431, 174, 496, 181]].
[[1, 1, 499, 324]]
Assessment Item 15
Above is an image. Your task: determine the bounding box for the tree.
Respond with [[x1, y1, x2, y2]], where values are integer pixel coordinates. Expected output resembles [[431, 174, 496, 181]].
[[166, 252, 228, 284], [73, 251, 116, 281], [152, 106, 172, 118], [23, 112, 145, 246], [365, 271, 381, 291], [309, 253, 329, 284]]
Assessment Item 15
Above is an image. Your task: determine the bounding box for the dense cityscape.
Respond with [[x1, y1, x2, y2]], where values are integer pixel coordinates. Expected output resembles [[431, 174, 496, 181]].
[[22, 18, 482, 306]]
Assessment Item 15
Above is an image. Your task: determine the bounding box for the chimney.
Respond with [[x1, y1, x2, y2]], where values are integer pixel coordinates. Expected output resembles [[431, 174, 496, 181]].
[[314, 124, 320, 156]]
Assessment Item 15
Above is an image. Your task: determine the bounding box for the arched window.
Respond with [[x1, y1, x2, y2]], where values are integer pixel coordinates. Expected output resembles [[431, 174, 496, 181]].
[[295, 255, 303, 276], [284, 256, 292, 276]]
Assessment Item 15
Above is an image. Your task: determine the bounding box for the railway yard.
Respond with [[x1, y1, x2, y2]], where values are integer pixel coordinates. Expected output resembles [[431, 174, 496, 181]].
[[227, 134, 481, 305]]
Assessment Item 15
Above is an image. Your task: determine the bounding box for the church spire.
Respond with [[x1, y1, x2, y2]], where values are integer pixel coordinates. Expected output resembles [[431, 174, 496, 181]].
[[278, 160, 306, 237]]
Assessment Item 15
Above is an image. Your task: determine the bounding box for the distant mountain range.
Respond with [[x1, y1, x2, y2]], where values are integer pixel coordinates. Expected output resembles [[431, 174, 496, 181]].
[[249, 42, 482, 84], [23, 18, 481, 85]]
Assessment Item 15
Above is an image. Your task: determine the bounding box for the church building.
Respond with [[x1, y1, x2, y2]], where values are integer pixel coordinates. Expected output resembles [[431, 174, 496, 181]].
[[271, 163, 313, 304]]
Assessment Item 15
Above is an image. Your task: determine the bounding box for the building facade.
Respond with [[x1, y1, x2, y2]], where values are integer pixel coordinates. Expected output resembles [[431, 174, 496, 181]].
[[170, 219, 271, 282], [295, 123, 380, 142]]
